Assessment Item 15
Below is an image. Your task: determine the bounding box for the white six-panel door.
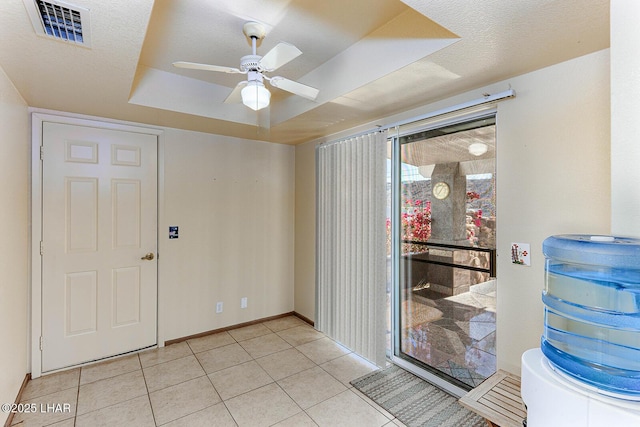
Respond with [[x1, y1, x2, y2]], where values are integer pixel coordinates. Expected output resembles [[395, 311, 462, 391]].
[[41, 122, 158, 372]]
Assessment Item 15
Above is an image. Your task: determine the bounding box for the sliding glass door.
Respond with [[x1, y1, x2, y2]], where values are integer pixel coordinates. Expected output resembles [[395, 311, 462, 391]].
[[391, 114, 497, 392]]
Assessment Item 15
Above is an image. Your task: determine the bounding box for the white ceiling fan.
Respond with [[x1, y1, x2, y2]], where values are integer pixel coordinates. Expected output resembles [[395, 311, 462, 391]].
[[173, 21, 319, 111]]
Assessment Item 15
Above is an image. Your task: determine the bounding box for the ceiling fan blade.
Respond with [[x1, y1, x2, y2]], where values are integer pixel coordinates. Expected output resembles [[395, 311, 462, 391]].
[[224, 81, 248, 104], [269, 76, 319, 100], [259, 42, 302, 71], [173, 61, 242, 74]]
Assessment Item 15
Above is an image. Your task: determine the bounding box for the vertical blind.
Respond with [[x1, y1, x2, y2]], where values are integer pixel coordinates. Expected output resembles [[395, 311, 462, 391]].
[[316, 130, 388, 367]]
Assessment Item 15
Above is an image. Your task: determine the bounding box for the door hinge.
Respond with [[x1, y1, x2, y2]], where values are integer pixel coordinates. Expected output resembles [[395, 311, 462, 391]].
[[40, 241, 44, 256], [40, 145, 44, 160], [39, 336, 44, 351]]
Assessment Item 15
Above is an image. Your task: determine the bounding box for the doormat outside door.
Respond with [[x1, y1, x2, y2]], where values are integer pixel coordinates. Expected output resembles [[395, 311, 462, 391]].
[[350, 364, 485, 427]]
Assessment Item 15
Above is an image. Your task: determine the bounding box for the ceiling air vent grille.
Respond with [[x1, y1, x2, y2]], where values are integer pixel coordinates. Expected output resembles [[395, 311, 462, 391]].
[[22, 0, 92, 47]]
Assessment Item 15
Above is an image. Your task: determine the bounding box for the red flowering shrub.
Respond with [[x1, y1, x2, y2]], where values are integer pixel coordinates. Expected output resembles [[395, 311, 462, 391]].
[[391, 199, 431, 254], [402, 199, 431, 242]]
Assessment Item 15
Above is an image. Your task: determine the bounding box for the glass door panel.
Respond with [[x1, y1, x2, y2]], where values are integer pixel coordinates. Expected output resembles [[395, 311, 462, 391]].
[[394, 116, 497, 389]]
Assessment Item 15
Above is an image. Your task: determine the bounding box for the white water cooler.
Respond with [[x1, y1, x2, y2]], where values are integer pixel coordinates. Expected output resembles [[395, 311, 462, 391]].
[[522, 348, 640, 426], [521, 235, 640, 426]]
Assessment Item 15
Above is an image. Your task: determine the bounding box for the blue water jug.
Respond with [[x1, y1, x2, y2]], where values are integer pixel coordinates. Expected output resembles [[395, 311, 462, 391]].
[[541, 234, 640, 398]]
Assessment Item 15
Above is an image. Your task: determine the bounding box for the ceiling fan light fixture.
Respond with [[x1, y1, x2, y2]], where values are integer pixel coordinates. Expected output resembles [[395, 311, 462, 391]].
[[241, 80, 270, 111], [468, 142, 488, 156], [175, 21, 315, 112]]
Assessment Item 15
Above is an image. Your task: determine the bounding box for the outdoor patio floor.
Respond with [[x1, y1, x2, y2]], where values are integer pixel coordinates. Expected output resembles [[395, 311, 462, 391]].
[[400, 280, 497, 387]]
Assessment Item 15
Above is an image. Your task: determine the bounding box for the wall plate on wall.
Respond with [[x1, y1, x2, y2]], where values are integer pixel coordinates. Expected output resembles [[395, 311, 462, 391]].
[[511, 242, 530, 266]]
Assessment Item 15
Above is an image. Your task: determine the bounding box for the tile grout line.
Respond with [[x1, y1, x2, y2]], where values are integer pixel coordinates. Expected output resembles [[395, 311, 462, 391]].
[[189, 335, 230, 424], [38, 318, 387, 427], [208, 321, 315, 426], [157, 322, 307, 425], [145, 344, 225, 426], [137, 353, 160, 427], [72, 381, 150, 424], [201, 322, 357, 425], [73, 367, 80, 427], [261, 335, 321, 425], [349, 385, 397, 422]]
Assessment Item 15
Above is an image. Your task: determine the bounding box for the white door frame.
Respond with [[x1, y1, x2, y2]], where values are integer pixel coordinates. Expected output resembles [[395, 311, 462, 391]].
[[30, 111, 164, 378]]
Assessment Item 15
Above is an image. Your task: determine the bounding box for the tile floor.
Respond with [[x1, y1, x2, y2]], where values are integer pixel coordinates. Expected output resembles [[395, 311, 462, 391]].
[[11, 316, 407, 427], [401, 280, 497, 387]]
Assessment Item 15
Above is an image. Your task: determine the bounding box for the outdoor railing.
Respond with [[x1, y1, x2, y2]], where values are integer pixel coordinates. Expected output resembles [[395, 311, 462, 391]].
[[401, 240, 496, 278]]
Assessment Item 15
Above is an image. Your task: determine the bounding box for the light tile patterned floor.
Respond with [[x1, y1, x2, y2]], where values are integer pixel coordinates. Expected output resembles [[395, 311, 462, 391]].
[[12, 316, 407, 427]]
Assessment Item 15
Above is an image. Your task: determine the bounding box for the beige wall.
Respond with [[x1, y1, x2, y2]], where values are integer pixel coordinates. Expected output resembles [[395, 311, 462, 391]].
[[0, 11, 628, 415], [294, 140, 316, 321], [611, 1, 640, 236], [294, 49, 611, 375], [0, 65, 29, 425], [21, 113, 294, 354], [495, 49, 610, 374], [160, 128, 295, 341]]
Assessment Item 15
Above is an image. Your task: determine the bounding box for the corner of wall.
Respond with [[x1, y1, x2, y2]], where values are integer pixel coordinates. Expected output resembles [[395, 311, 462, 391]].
[[0, 64, 30, 424], [294, 140, 317, 322]]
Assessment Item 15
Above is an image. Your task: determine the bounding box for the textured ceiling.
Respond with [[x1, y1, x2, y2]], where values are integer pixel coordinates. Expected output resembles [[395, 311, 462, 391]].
[[402, 125, 496, 166], [0, 0, 609, 145]]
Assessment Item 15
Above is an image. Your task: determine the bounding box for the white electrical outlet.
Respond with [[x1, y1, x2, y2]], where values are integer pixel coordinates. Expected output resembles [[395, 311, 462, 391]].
[[241, 297, 247, 309], [216, 302, 223, 313]]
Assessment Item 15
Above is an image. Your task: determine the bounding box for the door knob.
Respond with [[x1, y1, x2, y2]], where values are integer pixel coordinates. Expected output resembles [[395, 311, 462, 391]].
[[141, 252, 155, 261]]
